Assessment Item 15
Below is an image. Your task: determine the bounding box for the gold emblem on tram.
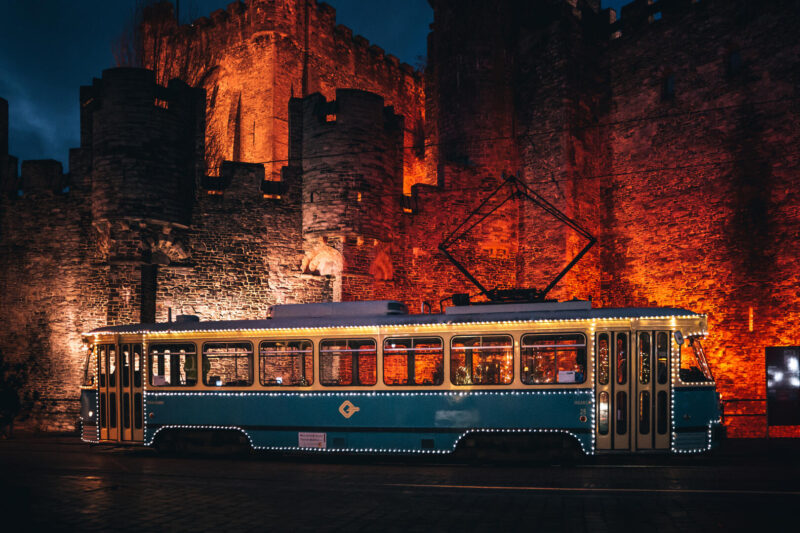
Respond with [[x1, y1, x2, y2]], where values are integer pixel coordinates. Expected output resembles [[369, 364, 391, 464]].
[[338, 400, 360, 419]]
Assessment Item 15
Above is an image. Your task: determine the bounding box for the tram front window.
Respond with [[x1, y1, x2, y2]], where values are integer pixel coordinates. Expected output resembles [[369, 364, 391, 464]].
[[82, 343, 97, 386], [680, 337, 714, 383]]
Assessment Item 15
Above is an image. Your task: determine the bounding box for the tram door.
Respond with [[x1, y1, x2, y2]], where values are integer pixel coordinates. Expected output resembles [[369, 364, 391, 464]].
[[635, 332, 671, 450], [595, 331, 671, 451], [119, 344, 144, 441], [98, 343, 144, 442], [97, 344, 117, 441]]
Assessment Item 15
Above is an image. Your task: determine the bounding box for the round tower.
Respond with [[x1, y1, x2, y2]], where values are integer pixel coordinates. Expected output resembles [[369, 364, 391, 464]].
[[297, 89, 404, 301], [301, 89, 403, 242], [86, 68, 203, 225]]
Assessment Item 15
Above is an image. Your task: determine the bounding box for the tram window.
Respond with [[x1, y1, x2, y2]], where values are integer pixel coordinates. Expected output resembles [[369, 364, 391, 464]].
[[122, 345, 131, 388], [109, 393, 117, 429], [109, 346, 117, 387], [656, 333, 669, 384], [99, 393, 106, 428], [134, 393, 142, 429], [320, 339, 377, 386], [521, 334, 586, 384], [639, 332, 651, 384], [679, 338, 714, 383], [83, 343, 97, 386], [384, 337, 444, 386], [451, 335, 513, 386], [150, 343, 198, 387], [203, 342, 254, 387], [123, 393, 130, 429], [616, 334, 628, 385], [598, 392, 609, 435], [639, 391, 651, 434], [133, 345, 142, 388], [657, 391, 668, 434], [597, 334, 609, 385], [98, 346, 107, 388], [616, 391, 627, 435], [259, 340, 313, 386]]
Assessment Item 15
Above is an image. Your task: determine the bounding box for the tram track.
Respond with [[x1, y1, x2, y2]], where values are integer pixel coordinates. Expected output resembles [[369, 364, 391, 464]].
[[4, 452, 798, 500]]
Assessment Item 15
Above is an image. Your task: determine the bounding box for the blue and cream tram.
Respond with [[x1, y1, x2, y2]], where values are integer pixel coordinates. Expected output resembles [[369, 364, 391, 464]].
[[78, 300, 723, 455]]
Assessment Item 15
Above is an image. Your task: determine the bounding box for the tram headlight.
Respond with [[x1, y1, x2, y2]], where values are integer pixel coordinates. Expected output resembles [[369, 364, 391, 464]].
[[88, 410, 94, 418]]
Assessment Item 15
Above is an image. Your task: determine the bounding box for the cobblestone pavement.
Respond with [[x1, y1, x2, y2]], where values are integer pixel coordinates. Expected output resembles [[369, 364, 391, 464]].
[[1, 437, 798, 532]]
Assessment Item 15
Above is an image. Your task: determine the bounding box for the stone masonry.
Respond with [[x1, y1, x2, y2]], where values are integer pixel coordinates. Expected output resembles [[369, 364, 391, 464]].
[[0, 0, 798, 435]]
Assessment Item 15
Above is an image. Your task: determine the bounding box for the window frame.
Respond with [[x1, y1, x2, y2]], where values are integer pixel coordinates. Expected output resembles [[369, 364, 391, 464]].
[[319, 338, 378, 387], [202, 340, 254, 387], [149, 342, 198, 388], [382, 336, 444, 387], [258, 339, 314, 387], [679, 337, 715, 384], [450, 334, 514, 386], [520, 333, 588, 385]]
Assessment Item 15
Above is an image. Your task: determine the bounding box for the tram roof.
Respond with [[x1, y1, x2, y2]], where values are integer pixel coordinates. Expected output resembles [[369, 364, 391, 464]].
[[87, 306, 703, 335]]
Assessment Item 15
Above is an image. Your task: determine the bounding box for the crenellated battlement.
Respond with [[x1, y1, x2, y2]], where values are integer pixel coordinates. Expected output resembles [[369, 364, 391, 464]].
[[144, 0, 420, 82], [1, 0, 799, 439], [609, 0, 717, 39], [19, 160, 66, 193]]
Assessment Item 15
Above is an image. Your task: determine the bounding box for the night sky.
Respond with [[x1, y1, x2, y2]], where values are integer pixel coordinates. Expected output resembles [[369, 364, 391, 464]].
[[0, 0, 627, 171]]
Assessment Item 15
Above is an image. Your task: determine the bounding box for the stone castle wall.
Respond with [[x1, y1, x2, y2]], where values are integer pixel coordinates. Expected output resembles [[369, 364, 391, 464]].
[[0, 0, 797, 436], [138, 0, 427, 191], [600, 0, 800, 436]]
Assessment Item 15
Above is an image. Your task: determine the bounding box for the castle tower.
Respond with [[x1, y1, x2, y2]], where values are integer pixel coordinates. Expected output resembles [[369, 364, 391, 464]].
[[294, 89, 404, 301], [0, 97, 7, 157], [138, 0, 424, 188], [82, 68, 204, 224], [0, 97, 18, 194], [80, 68, 204, 323]]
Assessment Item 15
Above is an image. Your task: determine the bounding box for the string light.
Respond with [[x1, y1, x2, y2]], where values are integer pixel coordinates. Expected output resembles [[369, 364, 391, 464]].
[[85, 313, 721, 456], [671, 418, 723, 454], [145, 424, 592, 455], [83, 313, 706, 337]]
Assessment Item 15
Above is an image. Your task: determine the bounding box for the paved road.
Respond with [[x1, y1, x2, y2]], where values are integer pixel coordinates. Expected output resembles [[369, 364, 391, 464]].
[[1, 437, 798, 532]]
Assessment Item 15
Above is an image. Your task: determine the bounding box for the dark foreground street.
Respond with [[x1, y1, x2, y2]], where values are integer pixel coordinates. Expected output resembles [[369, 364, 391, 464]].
[[1, 437, 798, 532]]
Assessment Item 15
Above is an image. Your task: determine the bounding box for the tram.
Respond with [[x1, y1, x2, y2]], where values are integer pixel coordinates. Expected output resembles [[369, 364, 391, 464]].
[[78, 299, 723, 455]]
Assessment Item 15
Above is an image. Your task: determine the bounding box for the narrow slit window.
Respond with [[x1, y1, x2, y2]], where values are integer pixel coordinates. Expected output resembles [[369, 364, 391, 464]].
[[597, 334, 609, 385], [616, 334, 628, 385], [656, 333, 669, 384], [598, 391, 610, 435], [662, 73, 676, 100], [639, 332, 651, 384]]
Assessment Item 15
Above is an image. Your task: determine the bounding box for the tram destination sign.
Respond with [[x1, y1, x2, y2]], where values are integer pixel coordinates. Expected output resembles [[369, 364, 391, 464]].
[[766, 346, 800, 426]]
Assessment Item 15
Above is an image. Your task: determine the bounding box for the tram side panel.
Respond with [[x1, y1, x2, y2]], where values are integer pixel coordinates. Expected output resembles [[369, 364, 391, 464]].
[[143, 389, 595, 454], [672, 387, 723, 452]]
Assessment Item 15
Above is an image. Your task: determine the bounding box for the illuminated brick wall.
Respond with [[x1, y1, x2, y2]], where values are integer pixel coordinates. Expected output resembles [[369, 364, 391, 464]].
[[407, 0, 800, 437], [0, 0, 797, 438], [138, 0, 427, 190], [599, 0, 800, 437]]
